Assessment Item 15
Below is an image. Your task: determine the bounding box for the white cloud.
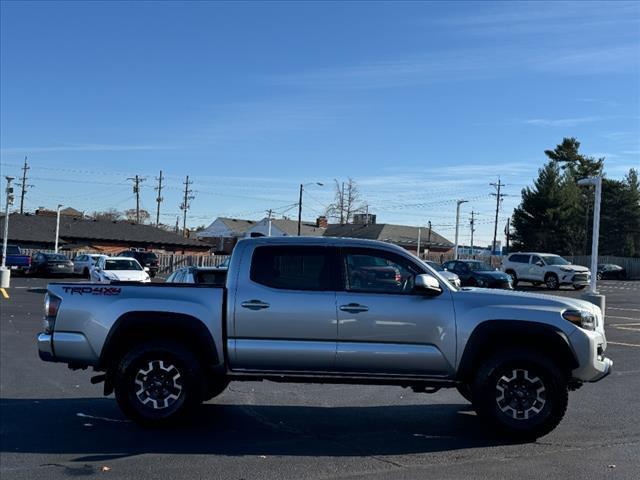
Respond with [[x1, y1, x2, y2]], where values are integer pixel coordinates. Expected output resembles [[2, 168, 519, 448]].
[[524, 116, 606, 127]]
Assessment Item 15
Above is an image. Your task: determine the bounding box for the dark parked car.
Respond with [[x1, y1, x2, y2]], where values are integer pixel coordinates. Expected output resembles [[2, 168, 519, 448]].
[[597, 264, 627, 280], [347, 253, 403, 291], [116, 250, 159, 277], [442, 259, 513, 289], [0, 245, 31, 274], [166, 266, 228, 286], [29, 252, 74, 276]]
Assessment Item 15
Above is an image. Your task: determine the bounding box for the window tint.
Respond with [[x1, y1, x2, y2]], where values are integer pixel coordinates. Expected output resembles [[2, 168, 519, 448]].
[[509, 254, 530, 263], [531, 255, 543, 265], [344, 249, 421, 294], [251, 246, 336, 291]]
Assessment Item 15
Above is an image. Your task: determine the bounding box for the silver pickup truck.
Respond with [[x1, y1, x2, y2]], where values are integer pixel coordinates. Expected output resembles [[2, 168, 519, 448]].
[[38, 237, 612, 438]]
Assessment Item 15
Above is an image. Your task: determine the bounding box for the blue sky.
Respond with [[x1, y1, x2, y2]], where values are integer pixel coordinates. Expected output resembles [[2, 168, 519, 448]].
[[1, 0, 639, 246]]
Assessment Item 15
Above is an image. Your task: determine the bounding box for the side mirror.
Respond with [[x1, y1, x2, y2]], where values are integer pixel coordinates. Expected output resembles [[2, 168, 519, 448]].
[[415, 274, 443, 295], [144, 267, 150, 272], [536, 261, 544, 266]]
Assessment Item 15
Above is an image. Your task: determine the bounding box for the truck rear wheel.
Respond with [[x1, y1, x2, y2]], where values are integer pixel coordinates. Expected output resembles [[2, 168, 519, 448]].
[[505, 270, 518, 287], [456, 383, 473, 403], [471, 348, 568, 439], [114, 340, 204, 426]]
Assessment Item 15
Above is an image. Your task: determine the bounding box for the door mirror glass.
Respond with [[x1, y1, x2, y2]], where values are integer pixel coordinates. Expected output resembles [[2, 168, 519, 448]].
[[415, 274, 443, 295], [144, 266, 150, 272]]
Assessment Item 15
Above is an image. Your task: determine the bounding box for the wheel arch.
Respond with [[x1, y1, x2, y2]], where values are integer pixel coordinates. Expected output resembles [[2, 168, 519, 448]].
[[457, 320, 579, 382], [99, 311, 220, 376]]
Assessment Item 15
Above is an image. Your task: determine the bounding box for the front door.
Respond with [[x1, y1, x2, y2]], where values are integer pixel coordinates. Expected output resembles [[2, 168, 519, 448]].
[[230, 244, 339, 372], [335, 248, 456, 377], [529, 255, 545, 281]]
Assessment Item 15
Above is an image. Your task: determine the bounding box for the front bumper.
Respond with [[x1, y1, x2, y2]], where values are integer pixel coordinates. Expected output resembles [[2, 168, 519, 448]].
[[569, 327, 613, 382]]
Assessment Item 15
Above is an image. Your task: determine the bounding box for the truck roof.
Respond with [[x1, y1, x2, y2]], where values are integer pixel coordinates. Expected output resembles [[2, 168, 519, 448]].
[[237, 235, 411, 252]]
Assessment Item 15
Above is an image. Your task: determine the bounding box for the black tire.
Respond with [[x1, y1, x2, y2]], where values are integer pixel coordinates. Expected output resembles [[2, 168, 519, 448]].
[[545, 273, 559, 290], [114, 340, 204, 426], [471, 348, 568, 439], [456, 383, 474, 403], [596, 273, 603, 281], [83, 268, 90, 279], [573, 285, 586, 291], [505, 270, 518, 287]]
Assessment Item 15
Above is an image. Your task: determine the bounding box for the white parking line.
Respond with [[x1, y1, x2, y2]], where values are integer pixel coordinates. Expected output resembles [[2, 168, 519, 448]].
[[609, 341, 640, 348], [607, 315, 640, 321], [607, 307, 640, 313]]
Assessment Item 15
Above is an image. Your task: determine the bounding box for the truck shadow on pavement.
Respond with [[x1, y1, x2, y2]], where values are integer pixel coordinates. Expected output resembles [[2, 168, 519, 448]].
[[0, 397, 522, 462]]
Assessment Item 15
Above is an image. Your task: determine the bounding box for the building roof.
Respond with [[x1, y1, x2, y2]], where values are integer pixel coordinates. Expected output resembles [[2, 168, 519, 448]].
[[1, 213, 210, 249], [323, 223, 453, 248], [268, 218, 326, 236]]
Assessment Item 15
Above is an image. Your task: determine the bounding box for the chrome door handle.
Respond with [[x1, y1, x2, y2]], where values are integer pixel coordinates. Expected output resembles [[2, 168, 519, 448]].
[[339, 303, 369, 313], [240, 300, 271, 310]]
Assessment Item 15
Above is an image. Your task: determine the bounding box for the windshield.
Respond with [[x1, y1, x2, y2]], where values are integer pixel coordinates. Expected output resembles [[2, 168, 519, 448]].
[[141, 252, 158, 261], [7, 246, 20, 255], [424, 260, 444, 271], [105, 259, 142, 271], [540, 255, 570, 266], [465, 261, 493, 271], [45, 254, 68, 261]]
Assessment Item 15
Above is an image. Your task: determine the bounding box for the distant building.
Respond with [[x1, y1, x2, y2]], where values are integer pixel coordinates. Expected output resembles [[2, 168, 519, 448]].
[[245, 217, 328, 238], [196, 217, 257, 254], [324, 222, 453, 254], [1, 213, 210, 254]]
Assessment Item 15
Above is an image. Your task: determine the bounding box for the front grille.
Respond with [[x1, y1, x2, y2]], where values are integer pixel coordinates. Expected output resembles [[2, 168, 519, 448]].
[[573, 273, 589, 282]]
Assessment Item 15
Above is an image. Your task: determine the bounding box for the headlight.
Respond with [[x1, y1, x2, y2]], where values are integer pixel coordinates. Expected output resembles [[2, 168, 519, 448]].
[[562, 310, 595, 331], [560, 266, 573, 272]]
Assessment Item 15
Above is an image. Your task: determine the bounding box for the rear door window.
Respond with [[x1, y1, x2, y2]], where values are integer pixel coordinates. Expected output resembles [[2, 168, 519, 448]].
[[509, 254, 530, 263], [250, 246, 337, 291]]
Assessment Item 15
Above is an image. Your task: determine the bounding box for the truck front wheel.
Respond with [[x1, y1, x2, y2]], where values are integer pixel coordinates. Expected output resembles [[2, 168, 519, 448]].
[[471, 349, 568, 439], [114, 340, 204, 426]]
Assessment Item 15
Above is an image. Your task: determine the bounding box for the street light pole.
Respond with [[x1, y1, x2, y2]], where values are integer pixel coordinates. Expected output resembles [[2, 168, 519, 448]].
[[577, 176, 602, 295], [1, 176, 15, 289], [54, 204, 63, 253], [297, 182, 324, 236], [454, 200, 468, 260], [297, 184, 303, 236]]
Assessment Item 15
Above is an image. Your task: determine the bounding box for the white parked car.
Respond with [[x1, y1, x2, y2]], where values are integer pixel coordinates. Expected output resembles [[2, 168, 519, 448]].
[[73, 254, 106, 278], [90, 256, 151, 283], [502, 253, 590, 290]]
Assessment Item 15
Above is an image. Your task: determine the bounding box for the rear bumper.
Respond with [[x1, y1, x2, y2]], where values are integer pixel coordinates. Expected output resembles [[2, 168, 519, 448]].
[[37, 333, 56, 362]]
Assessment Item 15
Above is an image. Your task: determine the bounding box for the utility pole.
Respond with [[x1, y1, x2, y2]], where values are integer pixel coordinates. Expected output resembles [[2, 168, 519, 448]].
[[155, 170, 164, 227], [490, 177, 507, 255], [1, 177, 15, 288], [180, 175, 195, 237], [504, 217, 511, 254], [426, 220, 432, 255], [454, 199, 468, 260], [127, 175, 145, 223], [297, 184, 304, 236], [417, 227, 421, 258], [18, 156, 32, 215], [470, 210, 476, 257]]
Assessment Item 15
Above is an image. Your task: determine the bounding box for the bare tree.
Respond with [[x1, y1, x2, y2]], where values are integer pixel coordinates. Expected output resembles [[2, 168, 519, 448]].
[[326, 178, 365, 224], [124, 208, 150, 223], [90, 209, 122, 222]]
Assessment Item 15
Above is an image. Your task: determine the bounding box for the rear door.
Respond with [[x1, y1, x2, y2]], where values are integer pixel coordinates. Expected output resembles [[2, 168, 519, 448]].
[[335, 247, 456, 377], [229, 244, 339, 372], [529, 255, 545, 281]]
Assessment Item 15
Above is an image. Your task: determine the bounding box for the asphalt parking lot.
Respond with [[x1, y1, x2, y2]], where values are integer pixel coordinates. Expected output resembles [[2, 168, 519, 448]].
[[1, 276, 639, 480]]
